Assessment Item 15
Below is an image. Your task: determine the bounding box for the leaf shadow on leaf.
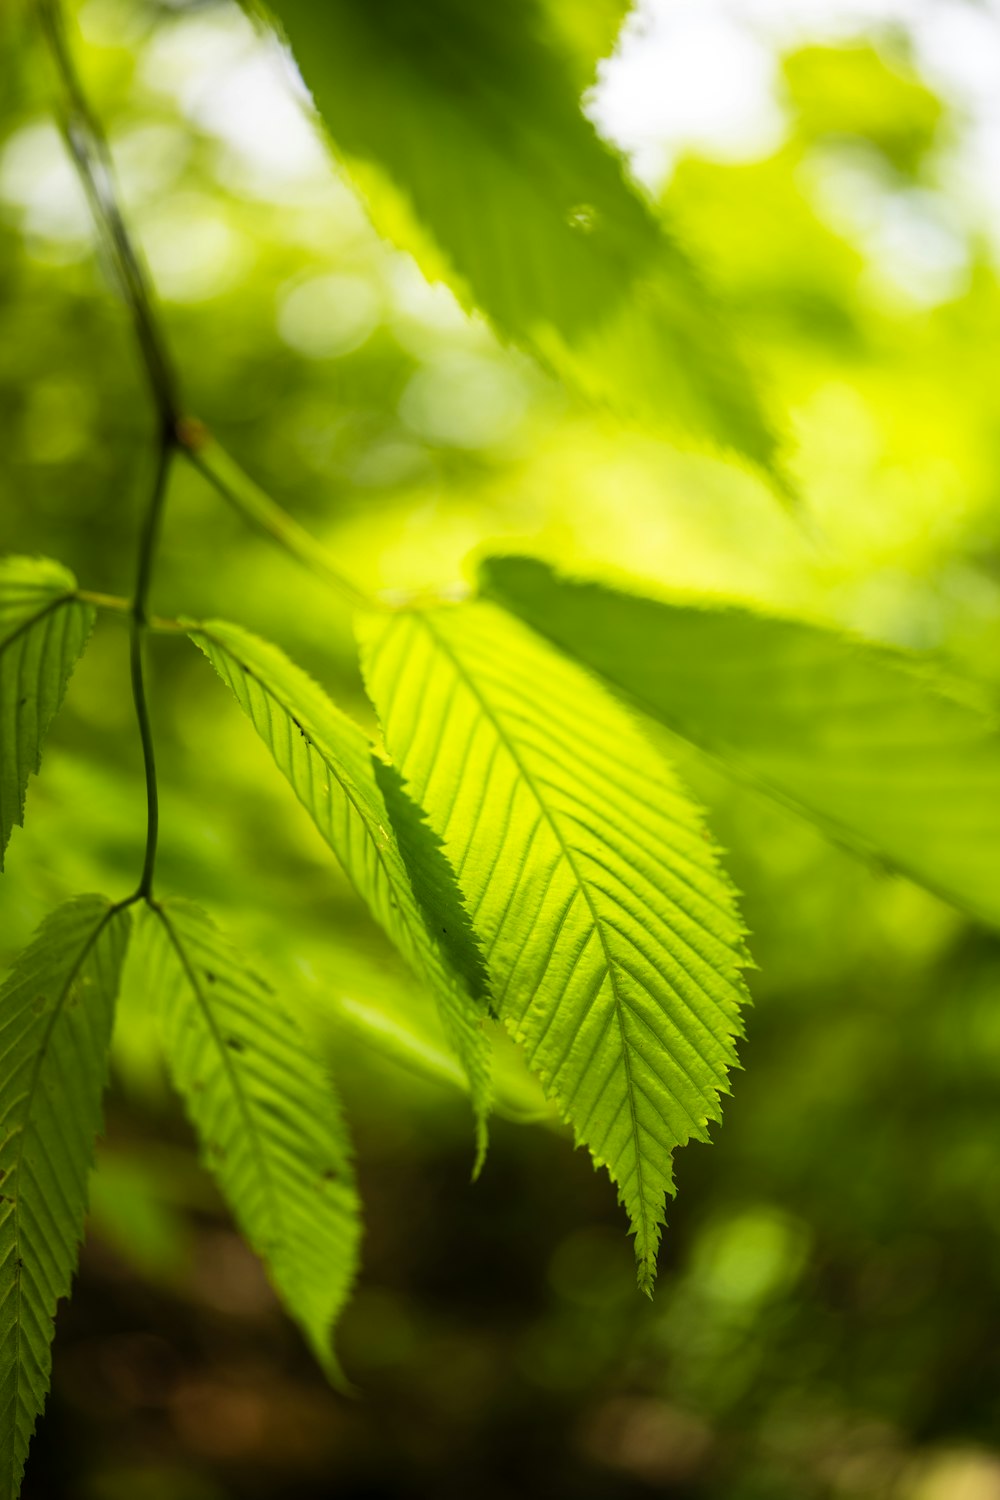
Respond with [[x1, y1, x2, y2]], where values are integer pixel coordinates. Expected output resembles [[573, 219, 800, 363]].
[[371, 749, 493, 1016]]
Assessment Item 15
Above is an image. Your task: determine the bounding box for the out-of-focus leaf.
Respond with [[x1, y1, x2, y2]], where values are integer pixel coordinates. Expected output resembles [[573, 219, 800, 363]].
[[782, 44, 943, 176], [331, 996, 552, 1123], [88, 1151, 191, 1282], [261, 0, 784, 478], [541, 0, 632, 88], [483, 556, 1000, 929]]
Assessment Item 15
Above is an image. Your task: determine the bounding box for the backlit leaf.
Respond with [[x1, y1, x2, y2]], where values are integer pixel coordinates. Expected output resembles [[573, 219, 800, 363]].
[[0, 895, 130, 1500], [0, 557, 94, 870], [127, 899, 360, 1380], [261, 0, 783, 477], [483, 555, 1000, 928], [360, 602, 750, 1289], [187, 621, 492, 1162]]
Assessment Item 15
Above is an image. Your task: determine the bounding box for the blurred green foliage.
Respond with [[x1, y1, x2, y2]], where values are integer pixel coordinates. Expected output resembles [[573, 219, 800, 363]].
[[3, 2, 1000, 1497], [781, 43, 944, 177], [265, 0, 782, 473]]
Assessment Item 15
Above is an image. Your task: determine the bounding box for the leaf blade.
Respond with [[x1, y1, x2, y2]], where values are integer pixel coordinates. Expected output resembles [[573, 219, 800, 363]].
[[0, 895, 130, 1500], [483, 555, 1000, 928], [360, 603, 750, 1288], [0, 557, 95, 870], [186, 621, 492, 1160], [261, 0, 782, 476], [128, 899, 360, 1380]]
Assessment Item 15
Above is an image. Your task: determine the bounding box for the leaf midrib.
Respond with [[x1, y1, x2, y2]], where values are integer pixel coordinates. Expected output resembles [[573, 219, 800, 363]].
[[0, 593, 78, 657], [411, 611, 653, 1265], [153, 904, 286, 1265]]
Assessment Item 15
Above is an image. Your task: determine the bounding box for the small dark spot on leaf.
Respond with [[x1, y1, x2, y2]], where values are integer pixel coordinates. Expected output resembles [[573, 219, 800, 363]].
[[226, 1036, 245, 1052], [204, 971, 216, 984], [18, 696, 27, 708], [322, 1168, 339, 1182]]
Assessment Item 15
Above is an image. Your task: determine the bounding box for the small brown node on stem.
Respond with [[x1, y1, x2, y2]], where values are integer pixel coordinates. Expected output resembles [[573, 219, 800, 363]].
[[175, 415, 208, 452]]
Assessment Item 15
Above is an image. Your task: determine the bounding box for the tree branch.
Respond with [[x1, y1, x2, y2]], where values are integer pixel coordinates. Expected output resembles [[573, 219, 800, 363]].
[[35, 0, 181, 431], [36, 0, 178, 898], [129, 442, 173, 898]]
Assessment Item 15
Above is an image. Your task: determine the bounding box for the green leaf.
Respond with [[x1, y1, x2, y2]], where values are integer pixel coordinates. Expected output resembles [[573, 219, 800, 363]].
[[782, 44, 943, 179], [0, 557, 94, 871], [359, 603, 750, 1291], [541, 0, 632, 90], [482, 555, 1000, 929], [186, 621, 492, 1163], [127, 899, 359, 1381], [261, 0, 783, 478], [0, 895, 130, 1500]]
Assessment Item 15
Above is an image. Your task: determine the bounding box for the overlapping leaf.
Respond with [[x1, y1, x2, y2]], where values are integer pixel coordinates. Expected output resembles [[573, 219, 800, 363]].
[[0, 895, 130, 1500], [186, 621, 491, 1158], [483, 555, 1000, 928], [262, 0, 782, 477], [541, 0, 631, 90], [0, 557, 94, 869], [359, 602, 750, 1290], [127, 900, 359, 1379]]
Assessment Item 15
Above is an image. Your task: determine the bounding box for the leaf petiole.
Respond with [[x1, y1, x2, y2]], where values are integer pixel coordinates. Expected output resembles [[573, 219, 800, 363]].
[[178, 425, 380, 613]]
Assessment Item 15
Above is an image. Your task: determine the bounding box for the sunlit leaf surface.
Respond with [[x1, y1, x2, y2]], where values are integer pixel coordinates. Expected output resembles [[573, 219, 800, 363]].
[[0, 896, 130, 1500], [188, 620, 492, 1159], [361, 601, 750, 1288], [484, 556, 1000, 928]]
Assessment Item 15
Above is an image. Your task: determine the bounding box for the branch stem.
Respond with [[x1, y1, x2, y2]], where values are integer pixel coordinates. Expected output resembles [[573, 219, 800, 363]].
[[37, 0, 377, 902], [39, 0, 373, 618], [128, 439, 174, 900], [37, 0, 179, 899], [35, 0, 180, 430]]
